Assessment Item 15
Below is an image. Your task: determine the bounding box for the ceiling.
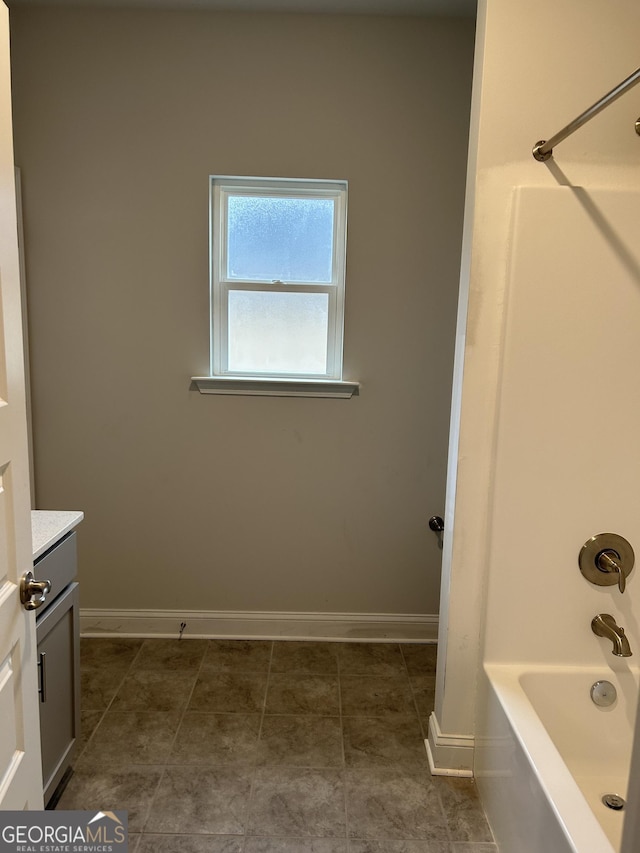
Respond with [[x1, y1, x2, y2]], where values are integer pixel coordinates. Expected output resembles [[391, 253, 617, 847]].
[[6, 0, 477, 16]]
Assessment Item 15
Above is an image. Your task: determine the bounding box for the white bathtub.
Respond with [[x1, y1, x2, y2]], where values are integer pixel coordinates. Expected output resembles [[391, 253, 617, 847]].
[[476, 663, 638, 853]]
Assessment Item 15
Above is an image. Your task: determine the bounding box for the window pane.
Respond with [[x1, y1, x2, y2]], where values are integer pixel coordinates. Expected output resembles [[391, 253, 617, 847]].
[[227, 195, 334, 283], [228, 290, 329, 374]]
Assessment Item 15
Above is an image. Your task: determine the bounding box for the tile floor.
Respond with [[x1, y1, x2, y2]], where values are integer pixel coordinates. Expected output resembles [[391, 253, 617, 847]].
[[58, 638, 497, 853]]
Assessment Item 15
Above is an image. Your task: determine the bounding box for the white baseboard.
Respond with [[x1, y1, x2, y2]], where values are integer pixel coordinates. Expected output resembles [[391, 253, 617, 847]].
[[425, 711, 474, 777], [79, 609, 439, 643]]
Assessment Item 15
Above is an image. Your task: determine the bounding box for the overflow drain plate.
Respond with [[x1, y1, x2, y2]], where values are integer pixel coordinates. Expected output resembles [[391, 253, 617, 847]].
[[602, 794, 625, 811]]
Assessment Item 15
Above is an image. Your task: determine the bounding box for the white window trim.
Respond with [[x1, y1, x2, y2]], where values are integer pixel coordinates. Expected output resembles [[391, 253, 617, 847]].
[[209, 175, 349, 382], [191, 375, 359, 398]]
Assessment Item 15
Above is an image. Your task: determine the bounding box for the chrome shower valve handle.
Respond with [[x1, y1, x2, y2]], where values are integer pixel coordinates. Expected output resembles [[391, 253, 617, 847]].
[[579, 533, 634, 594], [597, 550, 626, 593]]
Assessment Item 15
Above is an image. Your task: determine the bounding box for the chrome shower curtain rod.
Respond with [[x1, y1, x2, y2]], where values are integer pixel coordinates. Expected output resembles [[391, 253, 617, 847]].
[[532, 66, 640, 161]]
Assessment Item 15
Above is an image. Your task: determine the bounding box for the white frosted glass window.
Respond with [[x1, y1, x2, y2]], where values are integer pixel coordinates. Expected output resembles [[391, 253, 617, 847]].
[[227, 196, 334, 283], [228, 291, 329, 374], [210, 176, 347, 380]]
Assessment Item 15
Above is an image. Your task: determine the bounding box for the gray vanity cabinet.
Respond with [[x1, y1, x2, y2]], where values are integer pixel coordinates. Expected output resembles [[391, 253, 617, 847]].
[[34, 531, 81, 805]]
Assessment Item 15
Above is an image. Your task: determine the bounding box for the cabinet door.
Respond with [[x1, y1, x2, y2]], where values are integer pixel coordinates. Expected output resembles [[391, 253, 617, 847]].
[[36, 583, 80, 804]]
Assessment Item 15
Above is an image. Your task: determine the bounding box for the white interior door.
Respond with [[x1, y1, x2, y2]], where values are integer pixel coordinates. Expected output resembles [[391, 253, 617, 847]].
[[0, 0, 43, 810]]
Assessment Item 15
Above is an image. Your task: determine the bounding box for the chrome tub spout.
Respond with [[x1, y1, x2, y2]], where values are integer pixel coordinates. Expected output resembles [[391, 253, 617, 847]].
[[592, 614, 632, 657]]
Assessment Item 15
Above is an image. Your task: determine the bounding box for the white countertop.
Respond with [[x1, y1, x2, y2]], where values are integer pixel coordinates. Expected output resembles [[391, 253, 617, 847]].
[[32, 510, 84, 561]]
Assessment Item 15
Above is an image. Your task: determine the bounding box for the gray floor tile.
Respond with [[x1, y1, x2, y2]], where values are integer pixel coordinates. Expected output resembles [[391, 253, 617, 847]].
[[146, 766, 253, 834], [450, 846, 498, 852], [271, 641, 339, 674], [56, 766, 163, 833], [80, 664, 130, 711], [111, 669, 197, 713], [265, 674, 339, 716], [80, 638, 143, 667], [401, 644, 437, 676], [340, 676, 415, 717], [410, 676, 436, 718], [257, 715, 343, 767], [248, 767, 346, 837], [131, 638, 208, 671], [77, 710, 104, 756], [77, 711, 181, 766], [189, 671, 268, 713], [170, 712, 261, 765], [437, 777, 493, 843], [65, 639, 495, 852], [345, 769, 448, 841], [349, 843, 448, 853], [343, 715, 428, 769], [137, 835, 243, 852], [338, 643, 405, 676], [201, 639, 273, 672], [247, 840, 347, 852]]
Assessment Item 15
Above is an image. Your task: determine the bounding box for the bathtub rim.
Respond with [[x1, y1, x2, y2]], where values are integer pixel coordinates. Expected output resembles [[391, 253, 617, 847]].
[[482, 662, 627, 853]]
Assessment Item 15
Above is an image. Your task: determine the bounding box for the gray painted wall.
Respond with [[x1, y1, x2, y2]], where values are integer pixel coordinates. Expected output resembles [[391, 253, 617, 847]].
[[10, 8, 474, 615]]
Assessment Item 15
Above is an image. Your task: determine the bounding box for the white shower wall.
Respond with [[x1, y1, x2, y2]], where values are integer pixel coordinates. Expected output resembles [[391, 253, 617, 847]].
[[485, 185, 640, 666], [432, 0, 640, 776]]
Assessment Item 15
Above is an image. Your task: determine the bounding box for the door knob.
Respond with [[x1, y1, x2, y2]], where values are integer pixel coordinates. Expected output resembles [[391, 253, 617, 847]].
[[20, 570, 51, 611]]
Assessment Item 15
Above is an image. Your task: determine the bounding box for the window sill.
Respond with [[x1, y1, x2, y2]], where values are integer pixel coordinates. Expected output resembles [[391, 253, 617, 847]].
[[191, 376, 360, 398]]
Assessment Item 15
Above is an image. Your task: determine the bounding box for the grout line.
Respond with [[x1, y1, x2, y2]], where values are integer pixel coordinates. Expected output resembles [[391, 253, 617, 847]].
[[137, 766, 168, 837], [255, 638, 274, 740], [77, 638, 146, 759], [400, 642, 437, 742], [102, 648, 139, 713], [162, 637, 209, 753], [244, 639, 274, 841], [337, 641, 349, 844], [138, 637, 209, 834], [434, 777, 455, 852], [400, 643, 427, 738]]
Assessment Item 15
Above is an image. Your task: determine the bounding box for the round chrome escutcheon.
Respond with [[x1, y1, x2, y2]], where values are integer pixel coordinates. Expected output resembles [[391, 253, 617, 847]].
[[602, 793, 625, 811], [590, 680, 617, 707], [579, 533, 634, 589]]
